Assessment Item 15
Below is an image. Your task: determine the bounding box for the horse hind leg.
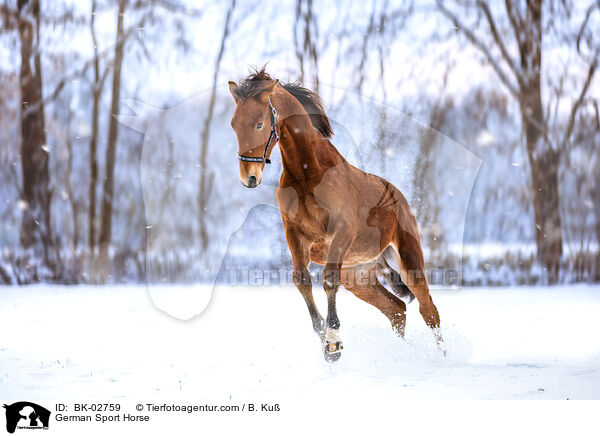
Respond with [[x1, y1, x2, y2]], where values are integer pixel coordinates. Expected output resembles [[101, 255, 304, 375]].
[[341, 264, 407, 337], [391, 238, 444, 349]]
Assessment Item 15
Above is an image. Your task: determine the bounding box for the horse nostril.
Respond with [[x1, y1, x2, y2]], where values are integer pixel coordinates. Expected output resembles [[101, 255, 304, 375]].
[[247, 175, 257, 188]]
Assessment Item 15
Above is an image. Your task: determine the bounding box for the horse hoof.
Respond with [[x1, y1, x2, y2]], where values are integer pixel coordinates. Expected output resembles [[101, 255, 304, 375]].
[[324, 352, 341, 362], [323, 341, 343, 362]]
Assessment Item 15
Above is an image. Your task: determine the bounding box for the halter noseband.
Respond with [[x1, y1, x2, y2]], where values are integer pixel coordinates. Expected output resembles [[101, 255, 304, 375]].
[[237, 99, 279, 165]]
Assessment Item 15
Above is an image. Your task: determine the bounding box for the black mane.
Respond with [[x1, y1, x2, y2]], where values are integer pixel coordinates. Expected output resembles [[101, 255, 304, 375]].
[[232, 68, 334, 139]]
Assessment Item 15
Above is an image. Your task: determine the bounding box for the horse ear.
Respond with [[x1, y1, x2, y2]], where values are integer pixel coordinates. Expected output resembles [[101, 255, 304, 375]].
[[228, 81, 239, 101], [257, 79, 279, 102]]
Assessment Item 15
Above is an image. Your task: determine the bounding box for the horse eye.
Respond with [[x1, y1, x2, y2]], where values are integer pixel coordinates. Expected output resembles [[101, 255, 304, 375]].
[[256, 122, 263, 129]]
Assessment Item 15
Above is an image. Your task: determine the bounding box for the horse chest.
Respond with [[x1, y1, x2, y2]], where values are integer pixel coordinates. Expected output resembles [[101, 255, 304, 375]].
[[277, 187, 328, 240]]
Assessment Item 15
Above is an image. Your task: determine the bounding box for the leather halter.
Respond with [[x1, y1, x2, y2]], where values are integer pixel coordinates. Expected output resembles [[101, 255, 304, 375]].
[[237, 99, 279, 165]]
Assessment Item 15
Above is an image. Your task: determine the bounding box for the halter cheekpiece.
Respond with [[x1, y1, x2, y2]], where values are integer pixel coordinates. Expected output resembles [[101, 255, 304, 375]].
[[237, 99, 279, 165]]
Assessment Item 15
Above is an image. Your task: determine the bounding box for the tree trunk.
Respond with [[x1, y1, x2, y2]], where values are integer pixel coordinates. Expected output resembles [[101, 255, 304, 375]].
[[88, 0, 110, 282], [98, 0, 126, 280], [89, 0, 100, 260], [65, 111, 81, 281], [65, 114, 78, 253], [522, 91, 563, 284], [527, 145, 563, 283], [522, 97, 564, 284], [518, 0, 562, 284], [17, 0, 57, 279]]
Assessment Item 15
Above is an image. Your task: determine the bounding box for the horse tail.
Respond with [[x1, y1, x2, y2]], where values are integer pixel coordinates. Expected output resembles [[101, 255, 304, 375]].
[[388, 265, 415, 303], [377, 248, 415, 303]]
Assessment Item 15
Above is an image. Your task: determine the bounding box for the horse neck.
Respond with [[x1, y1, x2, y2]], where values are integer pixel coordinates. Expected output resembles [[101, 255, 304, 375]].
[[272, 91, 334, 185]]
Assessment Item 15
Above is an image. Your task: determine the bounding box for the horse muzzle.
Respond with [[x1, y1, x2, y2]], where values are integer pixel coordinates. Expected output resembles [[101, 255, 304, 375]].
[[242, 174, 262, 188]]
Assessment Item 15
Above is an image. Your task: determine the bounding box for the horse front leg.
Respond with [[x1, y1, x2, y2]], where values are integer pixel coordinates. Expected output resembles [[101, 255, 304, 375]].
[[322, 267, 342, 361], [293, 265, 325, 340], [322, 223, 353, 362], [285, 228, 325, 340]]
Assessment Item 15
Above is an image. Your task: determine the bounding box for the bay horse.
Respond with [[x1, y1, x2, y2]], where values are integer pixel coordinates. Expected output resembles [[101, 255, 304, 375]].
[[228, 69, 443, 361]]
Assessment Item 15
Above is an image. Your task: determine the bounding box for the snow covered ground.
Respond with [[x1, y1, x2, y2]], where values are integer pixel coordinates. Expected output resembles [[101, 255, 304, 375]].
[[1, 284, 599, 402]]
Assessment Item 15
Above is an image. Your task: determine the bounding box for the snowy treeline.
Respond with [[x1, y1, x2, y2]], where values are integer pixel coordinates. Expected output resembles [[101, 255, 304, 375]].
[[0, 0, 598, 285]]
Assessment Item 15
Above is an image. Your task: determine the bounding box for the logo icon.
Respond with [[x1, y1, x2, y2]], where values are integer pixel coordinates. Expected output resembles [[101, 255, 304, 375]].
[[3, 402, 50, 434]]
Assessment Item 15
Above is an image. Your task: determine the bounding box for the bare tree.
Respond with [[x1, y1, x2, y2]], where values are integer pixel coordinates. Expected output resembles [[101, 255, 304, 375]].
[[13, 0, 58, 279], [412, 66, 453, 261], [60, 101, 84, 281], [592, 101, 600, 257], [568, 97, 600, 280], [294, 0, 319, 90], [198, 0, 235, 248], [98, 0, 128, 280], [437, 0, 599, 283], [88, 0, 111, 264]]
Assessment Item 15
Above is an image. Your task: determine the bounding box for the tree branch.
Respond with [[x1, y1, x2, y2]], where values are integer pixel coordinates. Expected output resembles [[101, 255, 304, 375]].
[[1, 4, 18, 28], [144, 0, 204, 17], [477, 0, 524, 87], [504, 0, 524, 46], [576, 1, 599, 54], [561, 51, 598, 151], [22, 14, 147, 118], [436, 0, 519, 97]]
